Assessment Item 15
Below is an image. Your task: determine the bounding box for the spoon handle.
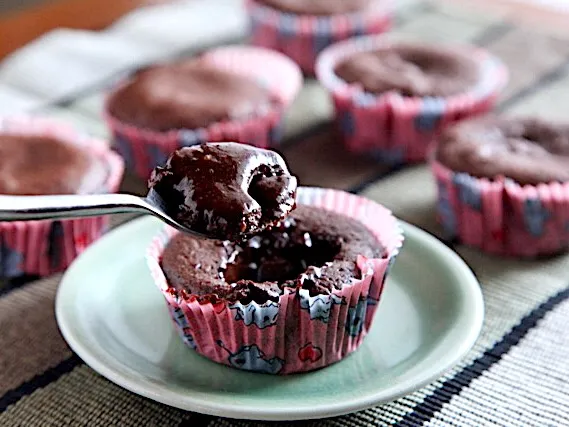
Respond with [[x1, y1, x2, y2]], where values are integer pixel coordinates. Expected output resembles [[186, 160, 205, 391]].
[[0, 194, 149, 221]]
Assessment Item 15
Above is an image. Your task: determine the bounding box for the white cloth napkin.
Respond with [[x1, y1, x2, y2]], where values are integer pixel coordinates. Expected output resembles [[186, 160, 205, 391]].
[[0, 0, 248, 111]]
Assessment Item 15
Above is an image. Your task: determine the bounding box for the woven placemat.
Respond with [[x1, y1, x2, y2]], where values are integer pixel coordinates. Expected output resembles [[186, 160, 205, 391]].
[[2, 1, 569, 426]]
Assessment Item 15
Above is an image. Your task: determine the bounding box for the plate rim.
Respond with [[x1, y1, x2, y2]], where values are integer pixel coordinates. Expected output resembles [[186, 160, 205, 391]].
[[55, 216, 484, 421]]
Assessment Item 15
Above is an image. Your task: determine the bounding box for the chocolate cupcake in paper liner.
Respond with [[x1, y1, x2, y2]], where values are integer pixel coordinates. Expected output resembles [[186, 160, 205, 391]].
[[0, 116, 124, 278], [104, 46, 302, 181], [432, 115, 569, 257], [247, 0, 393, 74], [315, 36, 508, 165], [147, 187, 403, 374]]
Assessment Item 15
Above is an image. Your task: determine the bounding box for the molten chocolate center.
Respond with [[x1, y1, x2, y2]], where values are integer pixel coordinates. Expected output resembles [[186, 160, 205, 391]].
[[222, 218, 341, 284]]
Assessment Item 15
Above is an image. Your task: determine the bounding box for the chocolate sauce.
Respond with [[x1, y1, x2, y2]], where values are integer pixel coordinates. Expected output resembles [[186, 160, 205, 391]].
[[148, 143, 298, 240], [222, 217, 341, 285]]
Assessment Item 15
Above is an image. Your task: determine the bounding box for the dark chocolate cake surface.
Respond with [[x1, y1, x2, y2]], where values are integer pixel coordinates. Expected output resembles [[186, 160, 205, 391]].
[[148, 143, 297, 240], [108, 60, 272, 131], [0, 134, 107, 195], [334, 43, 481, 97]]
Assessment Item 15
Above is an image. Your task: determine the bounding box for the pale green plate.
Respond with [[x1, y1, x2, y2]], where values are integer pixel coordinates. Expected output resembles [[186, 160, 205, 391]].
[[56, 216, 483, 421]]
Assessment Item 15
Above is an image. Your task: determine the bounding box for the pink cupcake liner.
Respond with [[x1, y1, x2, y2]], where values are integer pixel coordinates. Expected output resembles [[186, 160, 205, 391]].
[[247, 0, 393, 74], [104, 46, 303, 181], [433, 160, 569, 257], [315, 36, 509, 164], [147, 187, 403, 374], [0, 116, 124, 278]]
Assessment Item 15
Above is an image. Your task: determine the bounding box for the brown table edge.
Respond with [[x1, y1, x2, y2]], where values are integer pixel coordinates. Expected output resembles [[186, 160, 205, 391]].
[[0, 0, 166, 60]]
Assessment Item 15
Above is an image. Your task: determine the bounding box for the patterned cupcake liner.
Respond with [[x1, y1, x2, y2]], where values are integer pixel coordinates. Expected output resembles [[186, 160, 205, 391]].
[[247, 0, 393, 74], [433, 161, 569, 257], [104, 45, 303, 181], [147, 187, 404, 374], [0, 116, 124, 279], [315, 36, 509, 165]]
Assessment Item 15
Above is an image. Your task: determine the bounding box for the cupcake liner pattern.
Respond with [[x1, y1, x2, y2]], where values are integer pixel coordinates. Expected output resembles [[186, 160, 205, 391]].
[[433, 161, 569, 257], [0, 117, 124, 278], [147, 187, 403, 374], [105, 46, 302, 181], [316, 36, 509, 164], [247, 0, 393, 74]]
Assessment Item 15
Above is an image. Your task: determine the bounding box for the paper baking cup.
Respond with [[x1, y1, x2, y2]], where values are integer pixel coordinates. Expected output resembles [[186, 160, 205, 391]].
[[0, 116, 124, 279], [147, 187, 403, 374], [433, 161, 569, 257], [315, 36, 509, 164], [247, 0, 392, 74], [105, 46, 303, 181]]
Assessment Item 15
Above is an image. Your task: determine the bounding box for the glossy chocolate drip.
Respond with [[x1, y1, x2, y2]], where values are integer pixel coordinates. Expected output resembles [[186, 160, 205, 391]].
[[107, 60, 272, 131], [436, 116, 569, 185], [334, 43, 480, 97], [0, 135, 107, 195], [148, 143, 297, 240]]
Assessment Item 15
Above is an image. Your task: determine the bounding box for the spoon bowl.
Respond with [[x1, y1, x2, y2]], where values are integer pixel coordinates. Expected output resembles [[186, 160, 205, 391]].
[[0, 192, 204, 237]]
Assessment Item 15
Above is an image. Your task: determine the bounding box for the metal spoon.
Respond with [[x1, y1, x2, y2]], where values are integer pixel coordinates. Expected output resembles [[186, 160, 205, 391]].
[[0, 190, 204, 237]]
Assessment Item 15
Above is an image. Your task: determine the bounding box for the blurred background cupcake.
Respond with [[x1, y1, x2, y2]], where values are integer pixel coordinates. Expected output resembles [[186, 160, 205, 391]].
[[316, 36, 508, 165], [0, 116, 124, 279], [247, 0, 393, 74], [105, 45, 302, 181], [433, 115, 569, 258]]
